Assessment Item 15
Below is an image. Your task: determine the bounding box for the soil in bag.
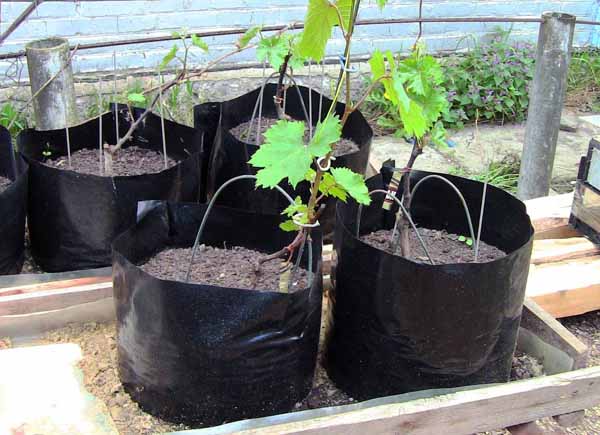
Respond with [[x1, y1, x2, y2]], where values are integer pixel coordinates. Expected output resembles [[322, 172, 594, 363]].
[[18, 104, 204, 272], [361, 228, 505, 264], [45, 146, 176, 176], [112, 201, 322, 426], [195, 83, 372, 238], [0, 125, 27, 275], [326, 168, 534, 400], [141, 245, 309, 291]]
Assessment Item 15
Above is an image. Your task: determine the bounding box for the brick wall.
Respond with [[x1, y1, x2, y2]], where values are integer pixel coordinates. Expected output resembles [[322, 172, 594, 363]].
[[0, 0, 596, 80]]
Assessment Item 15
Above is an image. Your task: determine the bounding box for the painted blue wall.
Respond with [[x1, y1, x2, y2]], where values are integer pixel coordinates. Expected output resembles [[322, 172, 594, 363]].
[[0, 0, 597, 78]]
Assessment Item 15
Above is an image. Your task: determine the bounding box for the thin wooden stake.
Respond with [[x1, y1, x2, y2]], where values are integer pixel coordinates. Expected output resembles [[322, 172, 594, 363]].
[[98, 77, 104, 174], [319, 62, 325, 122], [65, 125, 72, 169], [158, 71, 168, 170], [308, 60, 313, 138], [256, 60, 266, 146], [112, 51, 119, 146]]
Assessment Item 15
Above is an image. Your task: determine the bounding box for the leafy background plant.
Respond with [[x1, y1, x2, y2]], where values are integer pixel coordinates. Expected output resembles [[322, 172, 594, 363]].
[[566, 47, 600, 111], [365, 29, 536, 134], [0, 102, 28, 137]]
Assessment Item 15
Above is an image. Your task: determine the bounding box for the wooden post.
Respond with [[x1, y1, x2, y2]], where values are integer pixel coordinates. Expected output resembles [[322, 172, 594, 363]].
[[25, 37, 79, 131], [517, 13, 575, 200]]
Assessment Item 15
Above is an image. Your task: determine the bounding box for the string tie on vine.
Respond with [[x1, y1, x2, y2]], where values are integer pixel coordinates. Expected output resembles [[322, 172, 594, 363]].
[[292, 213, 320, 228], [317, 155, 336, 171], [338, 55, 358, 73]]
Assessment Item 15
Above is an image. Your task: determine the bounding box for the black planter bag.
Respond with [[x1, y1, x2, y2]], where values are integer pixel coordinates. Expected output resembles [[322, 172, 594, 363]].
[[112, 201, 323, 426], [18, 105, 205, 272], [194, 83, 372, 237], [327, 170, 534, 400], [0, 126, 27, 275]]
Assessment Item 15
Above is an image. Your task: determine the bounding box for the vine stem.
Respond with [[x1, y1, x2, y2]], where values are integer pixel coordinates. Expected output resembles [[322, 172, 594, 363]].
[[306, 0, 360, 221], [109, 42, 259, 155]]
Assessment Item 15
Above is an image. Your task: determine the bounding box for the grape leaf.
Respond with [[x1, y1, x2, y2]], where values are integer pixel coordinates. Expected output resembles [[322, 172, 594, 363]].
[[127, 93, 146, 104], [237, 25, 261, 49], [336, 0, 353, 29], [256, 35, 289, 70], [280, 220, 300, 232], [369, 50, 386, 81], [298, 0, 338, 61], [319, 172, 348, 201], [282, 196, 308, 218], [250, 120, 312, 188], [392, 73, 411, 113], [330, 167, 371, 205], [191, 34, 209, 52], [160, 45, 178, 70], [308, 116, 341, 157]]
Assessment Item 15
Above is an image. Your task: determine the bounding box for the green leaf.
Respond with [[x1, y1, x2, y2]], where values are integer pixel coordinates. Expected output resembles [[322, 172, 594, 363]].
[[237, 25, 261, 49], [319, 172, 348, 201], [250, 120, 311, 188], [330, 167, 371, 205], [256, 35, 289, 70], [160, 44, 178, 70], [280, 220, 300, 232], [298, 0, 338, 61], [191, 34, 209, 52], [376, 0, 388, 9], [308, 116, 342, 157], [369, 50, 386, 81], [282, 196, 307, 217], [458, 235, 467, 242], [336, 0, 353, 29], [466, 238, 474, 247], [391, 73, 411, 113], [127, 93, 146, 104]]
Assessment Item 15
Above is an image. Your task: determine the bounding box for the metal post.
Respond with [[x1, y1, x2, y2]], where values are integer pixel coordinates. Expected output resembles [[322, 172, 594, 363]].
[[518, 12, 575, 200], [25, 37, 78, 131]]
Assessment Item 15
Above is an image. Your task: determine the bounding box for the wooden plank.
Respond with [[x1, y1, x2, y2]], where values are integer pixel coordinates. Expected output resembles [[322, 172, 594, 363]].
[[527, 256, 600, 317], [518, 298, 588, 372], [531, 237, 599, 265], [525, 192, 573, 228], [0, 281, 113, 316], [179, 366, 600, 435], [571, 183, 600, 235], [0, 275, 112, 297], [523, 192, 580, 240], [0, 297, 115, 338]]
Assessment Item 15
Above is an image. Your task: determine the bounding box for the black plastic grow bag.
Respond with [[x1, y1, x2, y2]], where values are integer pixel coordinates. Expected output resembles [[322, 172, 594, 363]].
[[194, 83, 372, 237], [17, 105, 206, 272], [0, 126, 27, 275], [112, 201, 323, 426], [326, 170, 534, 400]]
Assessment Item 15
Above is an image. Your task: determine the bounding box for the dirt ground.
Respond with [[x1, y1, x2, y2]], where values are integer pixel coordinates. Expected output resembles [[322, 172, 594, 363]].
[[487, 310, 600, 435], [9, 305, 595, 435]]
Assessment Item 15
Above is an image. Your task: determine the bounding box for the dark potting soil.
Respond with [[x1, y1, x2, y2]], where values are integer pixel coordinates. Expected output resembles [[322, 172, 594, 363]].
[[0, 176, 11, 194], [361, 228, 505, 264], [230, 117, 360, 157], [140, 245, 309, 293], [44, 146, 176, 177]]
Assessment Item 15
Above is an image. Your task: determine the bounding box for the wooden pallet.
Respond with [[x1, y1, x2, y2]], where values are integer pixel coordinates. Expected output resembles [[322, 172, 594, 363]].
[[0, 273, 593, 435], [525, 193, 600, 318]]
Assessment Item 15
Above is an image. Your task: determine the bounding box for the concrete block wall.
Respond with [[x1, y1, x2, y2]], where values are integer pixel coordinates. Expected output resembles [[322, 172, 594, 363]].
[[0, 0, 597, 81]]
